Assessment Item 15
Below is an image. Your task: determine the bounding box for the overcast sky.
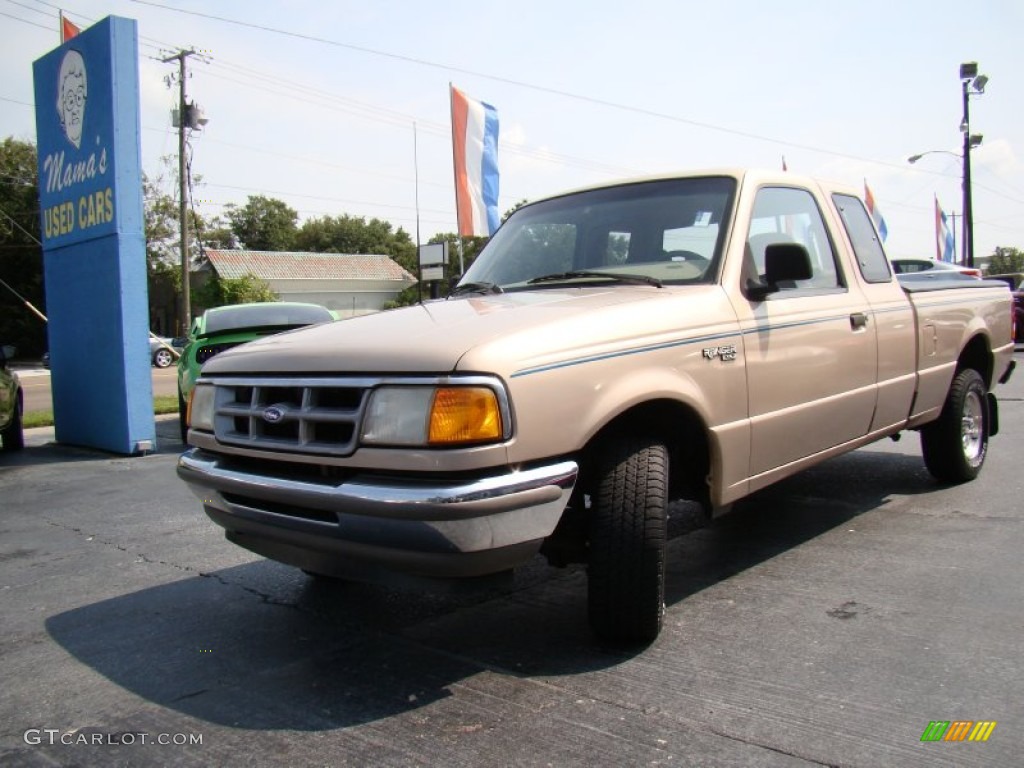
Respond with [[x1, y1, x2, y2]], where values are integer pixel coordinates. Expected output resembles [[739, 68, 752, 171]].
[[2, 0, 1022, 261]]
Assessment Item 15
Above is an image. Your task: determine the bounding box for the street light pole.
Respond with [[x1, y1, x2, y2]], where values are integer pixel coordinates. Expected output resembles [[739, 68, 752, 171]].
[[961, 76, 974, 269], [959, 62, 988, 270]]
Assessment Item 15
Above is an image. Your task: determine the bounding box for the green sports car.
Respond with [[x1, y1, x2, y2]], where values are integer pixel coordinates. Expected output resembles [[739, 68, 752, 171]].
[[177, 302, 336, 442]]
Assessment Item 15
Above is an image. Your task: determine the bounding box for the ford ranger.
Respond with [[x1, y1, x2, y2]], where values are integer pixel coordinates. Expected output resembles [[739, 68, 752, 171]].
[[178, 170, 1016, 643]]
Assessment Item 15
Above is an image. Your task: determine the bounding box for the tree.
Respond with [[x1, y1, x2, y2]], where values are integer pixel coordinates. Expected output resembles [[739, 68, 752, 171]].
[[502, 199, 529, 223], [985, 247, 1024, 276], [193, 273, 278, 309], [225, 195, 298, 251], [294, 213, 415, 264], [0, 137, 46, 356], [143, 163, 218, 334], [201, 216, 237, 250]]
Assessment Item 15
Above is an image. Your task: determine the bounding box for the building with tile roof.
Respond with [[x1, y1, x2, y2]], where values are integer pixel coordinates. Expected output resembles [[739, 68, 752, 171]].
[[204, 249, 417, 318]]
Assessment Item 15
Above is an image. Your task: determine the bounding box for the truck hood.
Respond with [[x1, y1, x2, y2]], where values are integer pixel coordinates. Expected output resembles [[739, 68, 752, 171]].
[[201, 286, 729, 377]]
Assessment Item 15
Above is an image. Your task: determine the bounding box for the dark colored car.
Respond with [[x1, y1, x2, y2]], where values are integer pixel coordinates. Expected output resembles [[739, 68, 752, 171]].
[[1, 344, 24, 451], [1013, 290, 1024, 343], [177, 302, 336, 441]]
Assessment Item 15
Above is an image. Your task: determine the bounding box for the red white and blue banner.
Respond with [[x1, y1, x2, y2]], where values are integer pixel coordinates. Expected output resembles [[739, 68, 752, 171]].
[[864, 180, 888, 242], [935, 195, 955, 262], [451, 85, 499, 237]]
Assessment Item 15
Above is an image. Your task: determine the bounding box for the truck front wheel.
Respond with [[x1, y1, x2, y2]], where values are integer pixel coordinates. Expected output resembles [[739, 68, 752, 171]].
[[587, 437, 668, 644], [920, 368, 988, 482]]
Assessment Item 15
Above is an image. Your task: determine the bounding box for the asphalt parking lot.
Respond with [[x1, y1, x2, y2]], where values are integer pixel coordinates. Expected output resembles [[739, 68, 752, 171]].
[[1, 353, 1021, 767]]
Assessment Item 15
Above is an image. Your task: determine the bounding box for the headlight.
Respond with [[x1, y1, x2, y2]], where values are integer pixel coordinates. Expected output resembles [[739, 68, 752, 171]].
[[188, 383, 216, 432], [361, 387, 433, 445], [362, 385, 505, 447]]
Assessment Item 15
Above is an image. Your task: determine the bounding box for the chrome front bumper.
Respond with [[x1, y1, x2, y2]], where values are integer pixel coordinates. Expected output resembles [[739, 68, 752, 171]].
[[177, 449, 578, 579]]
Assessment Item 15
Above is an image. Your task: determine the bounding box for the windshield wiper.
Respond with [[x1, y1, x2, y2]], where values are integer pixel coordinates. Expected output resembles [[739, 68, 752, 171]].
[[527, 270, 663, 288], [448, 281, 505, 297], [448, 280, 507, 296]]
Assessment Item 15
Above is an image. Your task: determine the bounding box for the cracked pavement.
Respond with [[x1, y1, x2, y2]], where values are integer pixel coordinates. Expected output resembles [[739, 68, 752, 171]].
[[2, 361, 1023, 767]]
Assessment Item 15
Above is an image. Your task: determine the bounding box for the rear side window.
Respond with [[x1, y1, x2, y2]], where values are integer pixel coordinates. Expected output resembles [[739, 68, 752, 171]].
[[832, 193, 892, 283]]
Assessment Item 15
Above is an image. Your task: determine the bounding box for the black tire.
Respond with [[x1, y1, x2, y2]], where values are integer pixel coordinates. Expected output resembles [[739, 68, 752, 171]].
[[1, 394, 25, 451], [153, 348, 174, 368], [178, 389, 188, 444], [587, 436, 668, 644], [920, 368, 988, 483]]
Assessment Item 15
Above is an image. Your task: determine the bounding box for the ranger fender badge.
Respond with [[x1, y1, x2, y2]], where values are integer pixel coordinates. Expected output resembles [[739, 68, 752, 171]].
[[262, 406, 285, 423], [703, 344, 737, 362]]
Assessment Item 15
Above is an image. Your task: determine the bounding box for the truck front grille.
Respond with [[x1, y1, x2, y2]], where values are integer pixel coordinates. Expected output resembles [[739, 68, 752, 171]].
[[210, 378, 369, 456]]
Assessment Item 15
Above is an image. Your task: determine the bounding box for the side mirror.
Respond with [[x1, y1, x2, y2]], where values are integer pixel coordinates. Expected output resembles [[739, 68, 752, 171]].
[[747, 243, 813, 299]]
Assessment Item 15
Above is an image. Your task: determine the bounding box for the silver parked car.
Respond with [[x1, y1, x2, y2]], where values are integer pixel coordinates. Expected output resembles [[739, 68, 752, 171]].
[[890, 257, 982, 278], [149, 335, 185, 368]]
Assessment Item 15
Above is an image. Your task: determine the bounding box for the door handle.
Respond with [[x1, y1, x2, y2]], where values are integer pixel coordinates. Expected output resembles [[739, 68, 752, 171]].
[[850, 312, 869, 329]]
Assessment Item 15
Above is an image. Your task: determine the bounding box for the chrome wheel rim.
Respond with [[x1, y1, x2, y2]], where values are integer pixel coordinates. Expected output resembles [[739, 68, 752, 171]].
[[961, 390, 984, 464]]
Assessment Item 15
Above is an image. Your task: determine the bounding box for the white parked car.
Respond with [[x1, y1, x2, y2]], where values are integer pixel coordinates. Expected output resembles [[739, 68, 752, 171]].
[[890, 258, 982, 278]]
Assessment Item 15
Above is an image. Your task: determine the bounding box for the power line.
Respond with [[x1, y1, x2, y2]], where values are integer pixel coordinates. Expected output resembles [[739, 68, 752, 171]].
[[0, 8, 50, 31], [201, 182, 452, 216], [126, 0, 921, 172]]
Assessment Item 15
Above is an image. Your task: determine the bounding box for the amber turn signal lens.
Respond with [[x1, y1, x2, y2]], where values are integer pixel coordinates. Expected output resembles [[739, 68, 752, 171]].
[[428, 387, 502, 445]]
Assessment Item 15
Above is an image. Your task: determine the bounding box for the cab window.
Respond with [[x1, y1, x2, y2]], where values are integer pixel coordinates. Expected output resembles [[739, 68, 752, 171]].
[[745, 187, 842, 293]]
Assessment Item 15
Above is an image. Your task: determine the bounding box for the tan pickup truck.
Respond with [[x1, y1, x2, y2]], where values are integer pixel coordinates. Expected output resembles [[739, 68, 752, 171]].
[[178, 170, 1016, 644]]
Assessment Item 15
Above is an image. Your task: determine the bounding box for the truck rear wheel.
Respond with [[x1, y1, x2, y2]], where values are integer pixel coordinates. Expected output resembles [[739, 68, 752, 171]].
[[920, 368, 988, 482], [587, 437, 668, 644]]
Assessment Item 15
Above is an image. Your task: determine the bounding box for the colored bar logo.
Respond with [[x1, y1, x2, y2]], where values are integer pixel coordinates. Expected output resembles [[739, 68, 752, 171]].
[[921, 721, 997, 742]]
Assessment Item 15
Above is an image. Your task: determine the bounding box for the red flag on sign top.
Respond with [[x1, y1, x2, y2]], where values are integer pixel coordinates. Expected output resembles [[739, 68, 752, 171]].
[[61, 12, 81, 43]]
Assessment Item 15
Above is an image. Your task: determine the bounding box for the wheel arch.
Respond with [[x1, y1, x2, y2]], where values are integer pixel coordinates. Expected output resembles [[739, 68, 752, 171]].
[[579, 398, 713, 511], [956, 332, 994, 388]]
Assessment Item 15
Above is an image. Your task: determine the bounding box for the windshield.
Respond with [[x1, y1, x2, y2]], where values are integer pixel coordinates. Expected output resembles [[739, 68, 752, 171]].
[[201, 304, 333, 335], [460, 177, 736, 290]]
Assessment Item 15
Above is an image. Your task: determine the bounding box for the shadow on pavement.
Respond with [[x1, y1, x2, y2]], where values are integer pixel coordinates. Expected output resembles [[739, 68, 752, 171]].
[[664, 447, 939, 606], [42, 446, 947, 732], [44, 559, 617, 731], [0, 416, 184, 470]]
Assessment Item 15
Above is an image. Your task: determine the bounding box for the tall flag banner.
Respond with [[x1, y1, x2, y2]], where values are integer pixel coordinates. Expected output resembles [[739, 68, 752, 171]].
[[864, 180, 888, 242], [935, 196, 955, 262], [60, 11, 81, 43], [450, 85, 500, 237]]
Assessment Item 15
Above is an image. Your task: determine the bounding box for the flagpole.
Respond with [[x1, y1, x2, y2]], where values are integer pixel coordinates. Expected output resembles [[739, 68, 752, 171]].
[[448, 83, 465, 276], [413, 120, 423, 302], [952, 212, 958, 265]]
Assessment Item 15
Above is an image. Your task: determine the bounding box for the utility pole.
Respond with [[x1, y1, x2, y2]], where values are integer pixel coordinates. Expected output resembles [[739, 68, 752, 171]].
[[162, 49, 196, 334]]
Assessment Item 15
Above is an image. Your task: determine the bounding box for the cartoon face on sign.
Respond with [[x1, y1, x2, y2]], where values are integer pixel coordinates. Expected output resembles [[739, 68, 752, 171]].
[[57, 50, 87, 149]]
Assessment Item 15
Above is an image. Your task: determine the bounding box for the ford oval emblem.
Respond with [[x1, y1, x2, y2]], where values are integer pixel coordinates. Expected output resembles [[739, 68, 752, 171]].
[[262, 406, 285, 424]]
